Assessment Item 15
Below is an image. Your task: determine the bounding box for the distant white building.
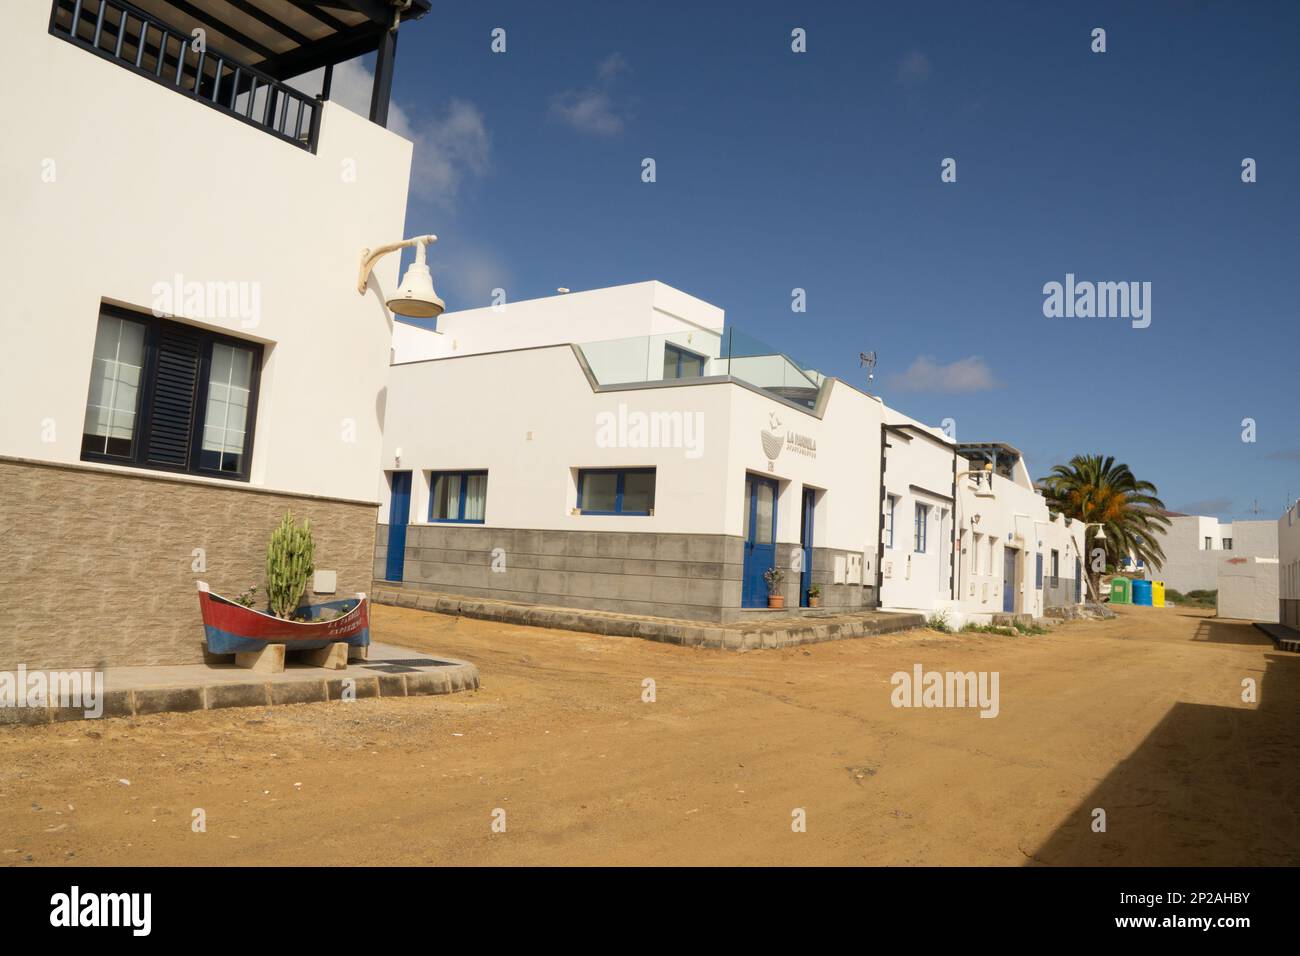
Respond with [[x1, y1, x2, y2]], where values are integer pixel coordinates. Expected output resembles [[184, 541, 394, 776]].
[[1279, 501, 1300, 629], [1148, 514, 1278, 593], [379, 282, 1084, 625]]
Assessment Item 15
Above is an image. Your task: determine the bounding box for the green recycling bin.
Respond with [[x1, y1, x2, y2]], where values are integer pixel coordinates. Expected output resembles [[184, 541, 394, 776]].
[[1109, 577, 1131, 605]]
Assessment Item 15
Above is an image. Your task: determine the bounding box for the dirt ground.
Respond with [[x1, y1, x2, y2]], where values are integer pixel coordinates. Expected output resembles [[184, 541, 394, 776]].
[[2, 604, 1297, 866]]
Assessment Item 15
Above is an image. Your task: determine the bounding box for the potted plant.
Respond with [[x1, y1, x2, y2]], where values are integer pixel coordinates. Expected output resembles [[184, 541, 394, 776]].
[[807, 584, 821, 608], [194, 512, 372, 659], [764, 567, 785, 609]]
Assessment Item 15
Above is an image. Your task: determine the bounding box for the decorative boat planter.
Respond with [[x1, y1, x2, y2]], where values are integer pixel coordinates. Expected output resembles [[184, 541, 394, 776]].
[[196, 581, 370, 655]]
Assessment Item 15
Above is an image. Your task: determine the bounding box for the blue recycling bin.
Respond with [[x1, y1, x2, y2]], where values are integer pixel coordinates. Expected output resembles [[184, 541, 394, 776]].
[[1132, 579, 1153, 606]]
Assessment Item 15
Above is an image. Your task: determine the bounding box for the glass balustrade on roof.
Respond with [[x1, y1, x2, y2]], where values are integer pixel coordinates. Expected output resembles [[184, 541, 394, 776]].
[[575, 326, 826, 409]]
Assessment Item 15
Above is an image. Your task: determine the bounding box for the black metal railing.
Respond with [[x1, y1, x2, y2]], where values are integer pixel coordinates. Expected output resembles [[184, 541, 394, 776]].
[[49, 0, 321, 152]]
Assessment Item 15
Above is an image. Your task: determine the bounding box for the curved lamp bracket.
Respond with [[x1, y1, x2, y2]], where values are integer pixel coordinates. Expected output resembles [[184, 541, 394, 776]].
[[357, 234, 437, 295]]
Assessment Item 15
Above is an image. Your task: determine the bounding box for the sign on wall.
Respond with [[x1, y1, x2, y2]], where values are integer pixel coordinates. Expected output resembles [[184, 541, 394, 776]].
[[761, 412, 817, 472]]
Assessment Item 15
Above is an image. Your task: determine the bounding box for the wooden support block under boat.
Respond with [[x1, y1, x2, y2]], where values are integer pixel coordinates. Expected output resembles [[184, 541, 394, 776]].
[[299, 643, 348, 670], [235, 644, 286, 674]]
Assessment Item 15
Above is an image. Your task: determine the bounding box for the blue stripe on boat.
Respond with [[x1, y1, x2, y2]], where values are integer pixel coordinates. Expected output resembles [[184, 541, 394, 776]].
[[203, 625, 371, 656]]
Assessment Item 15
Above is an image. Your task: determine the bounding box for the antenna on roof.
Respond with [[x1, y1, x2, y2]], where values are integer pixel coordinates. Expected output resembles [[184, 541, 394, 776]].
[[859, 351, 877, 387]]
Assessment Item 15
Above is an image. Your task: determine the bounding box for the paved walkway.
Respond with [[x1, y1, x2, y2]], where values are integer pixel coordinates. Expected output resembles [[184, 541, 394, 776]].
[[371, 584, 926, 650], [4, 641, 479, 725]]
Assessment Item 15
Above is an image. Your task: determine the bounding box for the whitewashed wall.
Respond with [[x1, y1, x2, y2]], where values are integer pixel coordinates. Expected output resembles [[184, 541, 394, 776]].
[[1279, 503, 1300, 626], [0, 4, 413, 504], [1217, 556, 1280, 622], [381, 345, 883, 559], [1151, 516, 1278, 592], [879, 418, 955, 611], [953, 456, 1084, 619], [391, 281, 724, 364]]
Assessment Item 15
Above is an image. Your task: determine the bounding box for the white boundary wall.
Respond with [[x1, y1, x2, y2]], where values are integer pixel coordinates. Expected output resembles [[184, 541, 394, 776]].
[[1217, 556, 1280, 623], [1150, 516, 1277, 593]]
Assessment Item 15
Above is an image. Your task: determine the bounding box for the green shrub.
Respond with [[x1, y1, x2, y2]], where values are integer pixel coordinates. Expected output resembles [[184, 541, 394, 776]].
[[1167, 588, 1215, 607]]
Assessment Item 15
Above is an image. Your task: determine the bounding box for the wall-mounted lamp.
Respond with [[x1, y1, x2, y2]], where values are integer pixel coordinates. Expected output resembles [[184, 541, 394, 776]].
[[394, 447, 403, 466], [358, 234, 445, 318]]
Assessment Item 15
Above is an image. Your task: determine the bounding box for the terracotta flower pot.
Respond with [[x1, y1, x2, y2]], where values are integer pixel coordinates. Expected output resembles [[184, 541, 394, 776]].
[[768, 594, 785, 609], [808, 596, 820, 607]]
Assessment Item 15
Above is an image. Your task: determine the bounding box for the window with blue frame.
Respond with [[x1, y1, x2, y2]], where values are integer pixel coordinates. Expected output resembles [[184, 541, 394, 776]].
[[662, 343, 707, 380], [885, 494, 897, 548], [914, 503, 929, 553], [429, 471, 488, 523], [577, 468, 655, 515], [80, 305, 262, 481]]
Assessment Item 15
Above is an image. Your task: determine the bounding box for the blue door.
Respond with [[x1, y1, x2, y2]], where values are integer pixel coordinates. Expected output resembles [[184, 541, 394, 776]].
[[799, 487, 815, 606], [1002, 546, 1017, 613], [742, 475, 778, 607], [385, 470, 412, 582], [1074, 557, 1082, 603]]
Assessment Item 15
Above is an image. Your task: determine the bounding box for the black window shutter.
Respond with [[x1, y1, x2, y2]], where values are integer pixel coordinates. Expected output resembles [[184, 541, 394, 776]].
[[144, 323, 202, 468]]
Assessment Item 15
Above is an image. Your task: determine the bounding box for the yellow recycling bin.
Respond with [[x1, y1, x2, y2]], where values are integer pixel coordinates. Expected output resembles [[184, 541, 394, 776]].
[[1152, 581, 1165, 607]]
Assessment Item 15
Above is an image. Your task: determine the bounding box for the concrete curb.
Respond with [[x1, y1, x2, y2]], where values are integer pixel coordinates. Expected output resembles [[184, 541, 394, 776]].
[[372, 585, 926, 651], [0, 659, 480, 726]]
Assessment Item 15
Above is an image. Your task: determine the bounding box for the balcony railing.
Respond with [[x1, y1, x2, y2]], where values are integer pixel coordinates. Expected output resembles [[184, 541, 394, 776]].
[[49, 0, 322, 152], [576, 326, 826, 410]]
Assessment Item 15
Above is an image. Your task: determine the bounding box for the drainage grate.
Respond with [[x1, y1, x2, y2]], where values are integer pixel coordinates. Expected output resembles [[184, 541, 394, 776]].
[[368, 658, 454, 667]]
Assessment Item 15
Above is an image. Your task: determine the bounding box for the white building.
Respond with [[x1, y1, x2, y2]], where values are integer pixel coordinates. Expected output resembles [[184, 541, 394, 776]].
[[0, 0, 431, 667], [1277, 501, 1300, 629], [877, 416, 1085, 622], [380, 282, 1085, 625], [1148, 514, 1278, 593]]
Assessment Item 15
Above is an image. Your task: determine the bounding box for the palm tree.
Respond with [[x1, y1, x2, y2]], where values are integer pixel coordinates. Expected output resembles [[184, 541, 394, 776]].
[[1037, 455, 1171, 601]]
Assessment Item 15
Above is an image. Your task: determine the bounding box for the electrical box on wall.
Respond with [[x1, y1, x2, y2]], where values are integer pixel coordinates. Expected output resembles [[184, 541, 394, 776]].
[[847, 553, 863, 585], [313, 570, 337, 594]]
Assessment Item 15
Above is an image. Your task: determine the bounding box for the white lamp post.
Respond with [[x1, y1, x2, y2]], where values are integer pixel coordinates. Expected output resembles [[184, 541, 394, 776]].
[[357, 234, 445, 319], [1078, 522, 1108, 601]]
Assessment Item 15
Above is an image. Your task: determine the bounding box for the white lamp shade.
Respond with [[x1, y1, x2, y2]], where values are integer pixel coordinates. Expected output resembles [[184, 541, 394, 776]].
[[387, 258, 445, 318]]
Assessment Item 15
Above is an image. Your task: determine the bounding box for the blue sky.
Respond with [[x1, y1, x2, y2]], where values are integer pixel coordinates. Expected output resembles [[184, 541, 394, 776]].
[[368, 0, 1299, 520]]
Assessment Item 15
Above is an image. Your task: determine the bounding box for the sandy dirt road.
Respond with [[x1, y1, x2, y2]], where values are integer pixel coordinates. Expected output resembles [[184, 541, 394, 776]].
[[2, 605, 1297, 866]]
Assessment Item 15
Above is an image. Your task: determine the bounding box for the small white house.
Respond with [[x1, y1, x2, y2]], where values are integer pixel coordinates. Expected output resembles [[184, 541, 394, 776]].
[[877, 416, 1084, 623]]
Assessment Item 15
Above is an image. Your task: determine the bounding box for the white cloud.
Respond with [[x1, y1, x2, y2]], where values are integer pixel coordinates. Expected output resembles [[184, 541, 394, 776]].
[[432, 245, 513, 311], [293, 58, 489, 206], [895, 50, 932, 86], [550, 54, 630, 136], [888, 355, 1002, 393], [596, 52, 629, 84], [403, 99, 490, 203]]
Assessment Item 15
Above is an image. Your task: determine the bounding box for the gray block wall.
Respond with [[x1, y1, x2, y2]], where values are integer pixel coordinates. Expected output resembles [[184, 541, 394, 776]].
[[374, 525, 871, 622]]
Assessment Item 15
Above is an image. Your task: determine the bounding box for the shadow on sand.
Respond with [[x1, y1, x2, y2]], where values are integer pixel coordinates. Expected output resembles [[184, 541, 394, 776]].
[[1027, 623, 1300, 865]]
